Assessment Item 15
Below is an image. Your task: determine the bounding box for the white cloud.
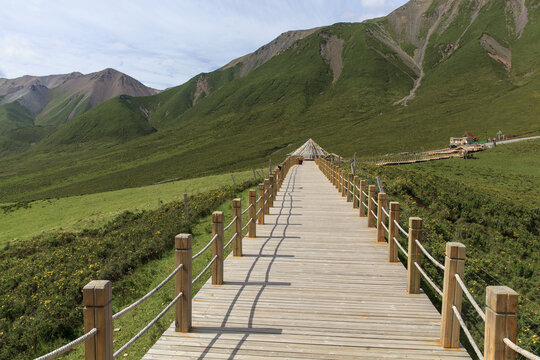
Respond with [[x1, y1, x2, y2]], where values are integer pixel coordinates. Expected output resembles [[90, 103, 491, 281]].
[[0, 0, 408, 89]]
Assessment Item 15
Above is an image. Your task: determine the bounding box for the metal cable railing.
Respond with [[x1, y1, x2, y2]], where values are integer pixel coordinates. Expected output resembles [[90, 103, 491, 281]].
[[381, 206, 389, 217], [370, 210, 377, 219], [35, 328, 97, 360], [455, 274, 485, 321], [256, 207, 263, 216], [192, 255, 217, 285], [362, 201, 368, 209], [503, 338, 540, 360], [113, 291, 184, 358], [224, 216, 237, 231], [414, 262, 443, 296], [452, 305, 484, 360], [414, 239, 444, 271], [355, 195, 360, 201], [362, 190, 368, 197], [371, 197, 378, 206], [192, 234, 218, 261], [113, 263, 184, 320]]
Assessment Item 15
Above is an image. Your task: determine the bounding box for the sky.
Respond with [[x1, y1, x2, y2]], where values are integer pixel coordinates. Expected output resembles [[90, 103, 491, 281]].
[[0, 0, 408, 90]]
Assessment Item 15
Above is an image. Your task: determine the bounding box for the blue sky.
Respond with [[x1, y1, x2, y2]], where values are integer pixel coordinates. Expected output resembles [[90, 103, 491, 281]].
[[0, 0, 408, 89]]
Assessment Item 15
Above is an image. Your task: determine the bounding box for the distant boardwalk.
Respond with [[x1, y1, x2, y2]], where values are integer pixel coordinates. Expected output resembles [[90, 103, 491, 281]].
[[143, 162, 471, 359]]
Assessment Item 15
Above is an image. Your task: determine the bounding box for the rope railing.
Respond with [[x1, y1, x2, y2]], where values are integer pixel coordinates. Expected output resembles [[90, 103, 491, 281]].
[[414, 239, 444, 271], [381, 221, 389, 234], [192, 234, 218, 261], [414, 262, 443, 296], [113, 263, 184, 320], [242, 218, 252, 231], [503, 338, 540, 360], [192, 255, 218, 285], [393, 237, 408, 257], [316, 156, 537, 360], [32, 155, 301, 360], [454, 274, 485, 321], [225, 233, 237, 249], [35, 328, 97, 360], [113, 291, 184, 358], [394, 219, 409, 237], [452, 305, 484, 360], [241, 204, 252, 215], [224, 216, 237, 231]]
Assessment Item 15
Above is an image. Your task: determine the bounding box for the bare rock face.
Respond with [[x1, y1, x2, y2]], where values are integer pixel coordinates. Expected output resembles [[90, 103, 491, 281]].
[[506, 0, 528, 38], [57, 68, 159, 108], [319, 34, 344, 84], [222, 28, 320, 77], [0, 69, 160, 123], [192, 74, 210, 106], [479, 34, 512, 70]]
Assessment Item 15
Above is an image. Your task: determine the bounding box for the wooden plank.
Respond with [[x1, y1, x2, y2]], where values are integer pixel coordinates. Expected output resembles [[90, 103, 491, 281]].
[[144, 162, 471, 359]]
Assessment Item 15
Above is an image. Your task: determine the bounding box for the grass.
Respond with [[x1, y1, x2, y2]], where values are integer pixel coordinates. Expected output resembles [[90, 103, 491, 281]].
[[0, 168, 264, 245], [406, 139, 540, 204], [355, 140, 539, 357], [58, 187, 253, 360], [0, 180, 258, 359], [1, 4, 537, 203]]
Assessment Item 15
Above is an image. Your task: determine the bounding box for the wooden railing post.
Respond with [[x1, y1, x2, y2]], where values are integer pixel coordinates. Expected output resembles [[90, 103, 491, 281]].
[[174, 234, 192, 332], [353, 176, 359, 209], [333, 165, 338, 188], [83, 280, 113, 360], [484, 286, 518, 360], [248, 190, 256, 238], [211, 213, 223, 285], [258, 184, 265, 224], [264, 179, 270, 215], [388, 202, 400, 262], [367, 185, 376, 227], [407, 217, 422, 294], [268, 175, 275, 208], [347, 174, 353, 202], [359, 180, 367, 217], [377, 193, 387, 242], [341, 170, 347, 197], [440, 242, 465, 348], [233, 199, 242, 256], [272, 171, 278, 203]]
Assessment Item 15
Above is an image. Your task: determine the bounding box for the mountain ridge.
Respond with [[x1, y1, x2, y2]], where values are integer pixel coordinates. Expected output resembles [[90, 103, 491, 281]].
[[0, 0, 538, 202]]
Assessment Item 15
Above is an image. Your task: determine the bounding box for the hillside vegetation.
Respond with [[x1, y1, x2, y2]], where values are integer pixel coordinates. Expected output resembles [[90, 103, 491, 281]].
[[0, 181, 257, 360], [357, 140, 539, 356], [1, 0, 539, 203], [0, 168, 263, 245]]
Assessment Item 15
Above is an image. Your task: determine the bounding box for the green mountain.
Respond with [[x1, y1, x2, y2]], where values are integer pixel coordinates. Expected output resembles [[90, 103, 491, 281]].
[[1, 0, 538, 202], [0, 69, 159, 156]]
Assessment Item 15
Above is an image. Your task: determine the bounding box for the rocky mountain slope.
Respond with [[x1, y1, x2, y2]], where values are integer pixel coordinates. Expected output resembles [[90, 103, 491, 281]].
[[0, 69, 158, 154], [0, 0, 538, 202]]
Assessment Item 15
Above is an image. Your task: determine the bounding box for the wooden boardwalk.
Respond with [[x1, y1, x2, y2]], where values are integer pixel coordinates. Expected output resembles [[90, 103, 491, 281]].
[[144, 161, 471, 359]]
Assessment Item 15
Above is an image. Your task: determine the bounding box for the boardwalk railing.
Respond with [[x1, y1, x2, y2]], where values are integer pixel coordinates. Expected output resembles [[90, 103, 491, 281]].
[[315, 156, 539, 360], [35, 156, 300, 360]]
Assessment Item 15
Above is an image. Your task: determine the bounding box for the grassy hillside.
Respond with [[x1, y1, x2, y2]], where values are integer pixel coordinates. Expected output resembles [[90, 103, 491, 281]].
[[357, 140, 539, 356], [407, 139, 540, 203], [0, 0, 538, 203], [0, 102, 34, 134], [0, 168, 263, 245], [0, 181, 257, 360]]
